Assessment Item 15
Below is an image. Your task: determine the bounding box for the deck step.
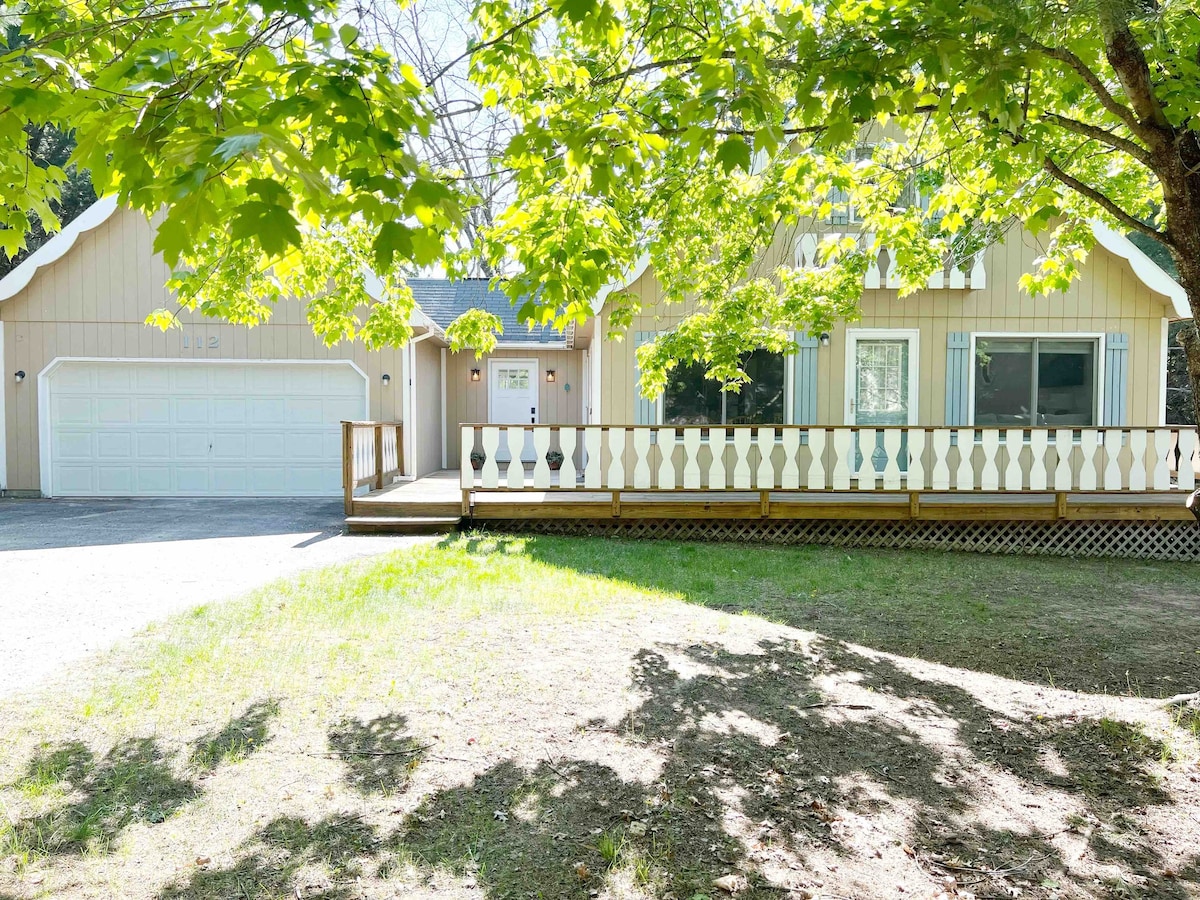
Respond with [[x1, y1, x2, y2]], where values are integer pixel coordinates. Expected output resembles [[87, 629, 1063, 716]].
[[352, 500, 463, 517], [345, 515, 462, 535]]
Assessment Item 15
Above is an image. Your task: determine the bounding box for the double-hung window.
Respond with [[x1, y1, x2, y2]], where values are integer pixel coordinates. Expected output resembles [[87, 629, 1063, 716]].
[[973, 337, 1098, 426], [662, 349, 787, 425]]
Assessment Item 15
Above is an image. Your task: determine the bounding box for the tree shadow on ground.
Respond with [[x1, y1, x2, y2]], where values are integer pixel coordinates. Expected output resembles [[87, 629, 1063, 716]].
[[454, 533, 1200, 697], [189, 698, 281, 771], [396, 638, 1191, 899], [327, 713, 428, 795]]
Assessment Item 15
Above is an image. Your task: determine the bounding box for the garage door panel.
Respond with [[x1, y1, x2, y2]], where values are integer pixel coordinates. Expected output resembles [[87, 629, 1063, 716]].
[[47, 361, 366, 497]]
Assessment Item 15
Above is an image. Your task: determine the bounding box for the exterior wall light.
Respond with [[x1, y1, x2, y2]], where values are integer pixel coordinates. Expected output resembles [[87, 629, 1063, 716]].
[[381, 373, 391, 385], [14, 370, 25, 383], [470, 368, 481, 382], [546, 369, 556, 382], [819, 333, 831, 348]]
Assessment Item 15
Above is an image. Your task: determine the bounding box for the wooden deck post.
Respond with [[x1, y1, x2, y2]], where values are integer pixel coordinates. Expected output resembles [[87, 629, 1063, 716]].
[[908, 491, 920, 519], [374, 424, 385, 490], [342, 421, 354, 516], [396, 424, 405, 478], [760, 490, 770, 517], [1055, 491, 1068, 519]]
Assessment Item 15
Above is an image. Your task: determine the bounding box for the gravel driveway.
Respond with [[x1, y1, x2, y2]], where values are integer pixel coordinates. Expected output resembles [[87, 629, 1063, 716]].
[[0, 498, 427, 697]]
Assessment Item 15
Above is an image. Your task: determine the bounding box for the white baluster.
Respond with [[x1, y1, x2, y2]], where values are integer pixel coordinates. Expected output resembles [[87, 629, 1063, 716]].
[[1103, 429, 1123, 490], [882, 430, 902, 489], [979, 429, 1000, 490], [857, 428, 878, 490], [931, 429, 951, 490], [1152, 429, 1171, 491], [948, 262, 966, 289], [863, 234, 881, 289], [795, 234, 818, 268], [607, 427, 626, 488], [505, 426, 525, 488], [732, 428, 753, 489], [658, 428, 677, 489], [1078, 430, 1099, 491], [481, 426, 501, 489], [682, 429, 702, 488], [583, 427, 603, 489], [708, 428, 727, 489], [906, 429, 926, 490], [969, 250, 986, 289], [1003, 429, 1024, 490], [832, 429, 853, 490], [780, 429, 801, 490], [532, 427, 552, 488], [632, 428, 652, 489], [926, 267, 944, 289], [807, 428, 827, 490], [1177, 430, 1197, 490], [1128, 429, 1147, 491], [558, 428, 577, 489], [756, 427, 777, 488], [1054, 429, 1073, 490], [460, 427, 474, 489], [1028, 430, 1048, 491], [955, 429, 975, 489]]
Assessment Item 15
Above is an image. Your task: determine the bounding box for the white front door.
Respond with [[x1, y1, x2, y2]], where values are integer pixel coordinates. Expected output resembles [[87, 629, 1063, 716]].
[[846, 330, 919, 425], [489, 359, 539, 462]]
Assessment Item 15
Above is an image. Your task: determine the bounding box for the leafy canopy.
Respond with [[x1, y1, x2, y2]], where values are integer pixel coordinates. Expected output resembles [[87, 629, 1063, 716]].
[[2, 0, 1197, 391]]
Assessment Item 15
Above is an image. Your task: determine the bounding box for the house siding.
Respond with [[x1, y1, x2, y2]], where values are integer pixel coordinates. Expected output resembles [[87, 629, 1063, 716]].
[[600, 226, 1170, 427], [0, 206, 406, 494]]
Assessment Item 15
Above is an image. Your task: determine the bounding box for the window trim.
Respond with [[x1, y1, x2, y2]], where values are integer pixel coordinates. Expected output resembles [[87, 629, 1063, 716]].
[[844, 328, 921, 425], [966, 332, 1106, 428], [655, 344, 795, 427]]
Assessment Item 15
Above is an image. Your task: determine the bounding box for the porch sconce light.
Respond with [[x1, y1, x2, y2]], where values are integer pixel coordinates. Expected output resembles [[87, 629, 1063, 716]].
[[14, 370, 25, 383], [470, 368, 481, 382], [818, 333, 831, 348], [381, 373, 391, 386], [545, 369, 556, 383]]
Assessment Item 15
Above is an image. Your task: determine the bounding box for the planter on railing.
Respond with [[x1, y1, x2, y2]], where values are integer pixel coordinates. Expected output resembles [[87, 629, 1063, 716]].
[[342, 421, 403, 513], [460, 424, 1200, 494]]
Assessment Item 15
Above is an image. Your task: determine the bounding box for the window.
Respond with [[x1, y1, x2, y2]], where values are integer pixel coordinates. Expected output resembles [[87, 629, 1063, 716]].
[[973, 338, 1097, 426], [496, 369, 529, 390], [663, 349, 787, 425]]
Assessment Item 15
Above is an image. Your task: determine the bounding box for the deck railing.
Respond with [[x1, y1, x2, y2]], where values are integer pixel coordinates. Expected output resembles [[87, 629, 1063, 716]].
[[460, 424, 1199, 494], [342, 421, 404, 513]]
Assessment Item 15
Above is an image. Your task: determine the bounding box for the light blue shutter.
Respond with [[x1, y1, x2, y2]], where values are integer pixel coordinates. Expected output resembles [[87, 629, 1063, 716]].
[[793, 332, 820, 425], [945, 332, 970, 425], [634, 331, 657, 425], [1103, 332, 1129, 426]]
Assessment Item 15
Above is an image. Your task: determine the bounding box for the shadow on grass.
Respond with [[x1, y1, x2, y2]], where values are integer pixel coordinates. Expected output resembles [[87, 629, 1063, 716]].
[[327, 714, 428, 795], [448, 533, 1200, 697], [190, 698, 281, 771]]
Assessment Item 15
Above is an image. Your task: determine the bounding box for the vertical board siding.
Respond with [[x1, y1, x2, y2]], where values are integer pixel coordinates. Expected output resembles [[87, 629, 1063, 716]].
[[0, 205, 406, 493], [944, 332, 971, 426], [1104, 332, 1129, 427], [793, 332, 820, 425]]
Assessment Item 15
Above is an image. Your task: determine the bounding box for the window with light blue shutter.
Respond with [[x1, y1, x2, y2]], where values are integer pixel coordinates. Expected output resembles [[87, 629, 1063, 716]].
[[1103, 332, 1129, 426], [945, 332, 970, 425], [792, 333, 819, 425], [634, 331, 657, 425]]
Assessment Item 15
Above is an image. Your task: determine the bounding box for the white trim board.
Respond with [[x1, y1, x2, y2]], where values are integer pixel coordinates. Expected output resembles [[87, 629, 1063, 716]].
[[844, 328, 921, 425], [0, 197, 120, 303], [965, 332, 1106, 428], [1090, 221, 1188, 319], [0, 321, 6, 491], [36, 357, 369, 498]]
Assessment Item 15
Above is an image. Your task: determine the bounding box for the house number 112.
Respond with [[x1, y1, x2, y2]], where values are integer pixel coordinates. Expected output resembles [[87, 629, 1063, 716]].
[[182, 335, 220, 349]]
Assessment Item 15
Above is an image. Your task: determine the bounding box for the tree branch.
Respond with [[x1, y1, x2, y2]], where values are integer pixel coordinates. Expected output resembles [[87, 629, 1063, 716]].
[[1041, 154, 1169, 243], [1025, 39, 1149, 141], [1039, 112, 1152, 166], [431, 7, 552, 84]]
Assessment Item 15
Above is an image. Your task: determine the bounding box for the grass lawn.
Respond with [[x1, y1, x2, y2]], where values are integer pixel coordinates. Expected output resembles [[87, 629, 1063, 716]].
[[1, 535, 1198, 900]]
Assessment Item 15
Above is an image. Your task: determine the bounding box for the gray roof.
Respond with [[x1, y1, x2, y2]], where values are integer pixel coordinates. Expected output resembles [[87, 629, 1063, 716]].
[[408, 278, 568, 345]]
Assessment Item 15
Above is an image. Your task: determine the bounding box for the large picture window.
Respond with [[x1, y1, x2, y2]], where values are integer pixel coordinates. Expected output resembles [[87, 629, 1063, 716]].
[[663, 349, 787, 425], [973, 337, 1097, 426]]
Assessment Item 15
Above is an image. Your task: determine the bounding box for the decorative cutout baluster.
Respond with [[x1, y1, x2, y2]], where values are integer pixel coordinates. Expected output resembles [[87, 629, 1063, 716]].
[[460, 427, 474, 489], [632, 428, 652, 489], [607, 427, 626, 488], [954, 429, 975, 489], [756, 427, 777, 488], [558, 428, 577, 489], [583, 427, 603, 489], [532, 428, 551, 488], [906, 429, 926, 490], [1078, 430, 1099, 490], [1128, 430, 1147, 491], [882, 430, 902, 489], [931, 429, 951, 490], [780, 429, 800, 490], [857, 428, 878, 490], [1028, 430, 1048, 491], [1054, 429, 1073, 490], [708, 428, 727, 489], [732, 428, 753, 489], [979, 429, 1000, 490], [682, 429, 702, 489], [1103, 429, 1123, 490], [505, 426, 525, 488], [480, 426, 501, 489], [658, 428, 677, 489], [832, 429, 853, 490], [1177, 430, 1197, 490], [1152, 429, 1171, 491], [807, 429, 827, 489]]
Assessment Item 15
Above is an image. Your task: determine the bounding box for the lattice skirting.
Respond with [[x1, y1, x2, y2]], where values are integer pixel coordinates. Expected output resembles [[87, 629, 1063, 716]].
[[473, 517, 1200, 560]]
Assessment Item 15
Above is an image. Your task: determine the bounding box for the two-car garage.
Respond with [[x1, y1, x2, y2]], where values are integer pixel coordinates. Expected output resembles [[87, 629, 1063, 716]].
[[38, 360, 367, 497]]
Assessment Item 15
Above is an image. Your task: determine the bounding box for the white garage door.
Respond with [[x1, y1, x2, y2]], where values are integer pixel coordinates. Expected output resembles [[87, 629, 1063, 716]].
[[43, 361, 367, 497]]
